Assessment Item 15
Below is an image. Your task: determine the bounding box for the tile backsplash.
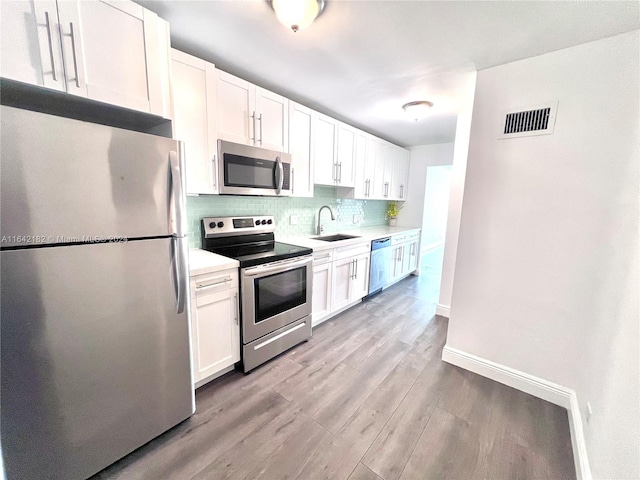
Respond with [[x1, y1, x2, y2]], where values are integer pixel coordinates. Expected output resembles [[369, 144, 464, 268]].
[[186, 186, 389, 248]]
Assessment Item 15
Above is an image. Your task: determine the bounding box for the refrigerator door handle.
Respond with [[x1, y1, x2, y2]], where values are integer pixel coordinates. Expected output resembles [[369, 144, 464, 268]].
[[169, 144, 187, 237], [172, 237, 188, 314]]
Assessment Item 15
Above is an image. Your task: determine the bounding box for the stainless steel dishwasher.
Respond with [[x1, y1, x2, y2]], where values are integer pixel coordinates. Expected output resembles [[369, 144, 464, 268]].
[[368, 237, 392, 296]]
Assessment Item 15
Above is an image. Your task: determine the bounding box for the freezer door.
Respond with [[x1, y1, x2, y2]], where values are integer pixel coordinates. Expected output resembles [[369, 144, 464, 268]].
[[1, 106, 183, 248], [0, 238, 194, 480]]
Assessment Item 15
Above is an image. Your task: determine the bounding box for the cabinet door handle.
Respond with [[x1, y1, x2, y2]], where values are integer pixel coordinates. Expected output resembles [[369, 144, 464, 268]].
[[333, 162, 337, 182], [69, 22, 80, 88], [44, 11, 57, 81], [400, 184, 404, 199], [251, 111, 256, 143], [234, 292, 239, 325], [338, 162, 342, 183], [258, 113, 263, 145], [291, 167, 295, 194]]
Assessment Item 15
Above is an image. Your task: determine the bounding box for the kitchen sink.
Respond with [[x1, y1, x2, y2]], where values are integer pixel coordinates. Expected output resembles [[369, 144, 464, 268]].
[[312, 234, 361, 242]]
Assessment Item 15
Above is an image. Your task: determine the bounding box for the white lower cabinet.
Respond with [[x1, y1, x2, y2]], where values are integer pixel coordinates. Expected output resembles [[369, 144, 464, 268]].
[[403, 239, 419, 274], [189, 268, 240, 387], [388, 231, 421, 284], [332, 256, 355, 312], [312, 259, 332, 324], [312, 242, 370, 327], [350, 253, 370, 300]]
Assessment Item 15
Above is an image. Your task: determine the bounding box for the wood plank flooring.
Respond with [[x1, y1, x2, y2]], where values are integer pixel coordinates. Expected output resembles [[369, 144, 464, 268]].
[[95, 259, 575, 480]]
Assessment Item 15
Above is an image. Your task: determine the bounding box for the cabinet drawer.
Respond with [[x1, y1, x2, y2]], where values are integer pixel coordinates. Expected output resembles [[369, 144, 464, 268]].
[[334, 241, 370, 261], [391, 231, 419, 245], [391, 234, 407, 245], [313, 249, 333, 265], [190, 268, 239, 298]]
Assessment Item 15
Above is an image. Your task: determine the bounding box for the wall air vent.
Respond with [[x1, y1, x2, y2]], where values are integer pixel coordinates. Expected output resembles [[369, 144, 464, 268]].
[[499, 101, 558, 139]]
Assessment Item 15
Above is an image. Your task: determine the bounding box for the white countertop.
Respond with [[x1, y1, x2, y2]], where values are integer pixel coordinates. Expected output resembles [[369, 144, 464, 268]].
[[189, 248, 239, 276], [278, 225, 421, 252]]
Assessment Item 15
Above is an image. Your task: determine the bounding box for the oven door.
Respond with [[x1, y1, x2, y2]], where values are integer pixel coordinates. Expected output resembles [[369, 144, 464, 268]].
[[218, 140, 291, 196], [241, 255, 312, 344]]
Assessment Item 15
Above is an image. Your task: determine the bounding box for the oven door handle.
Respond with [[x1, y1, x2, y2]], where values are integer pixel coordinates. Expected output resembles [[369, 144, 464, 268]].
[[274, 155, 284, 195], [243, 257, 311, 277]]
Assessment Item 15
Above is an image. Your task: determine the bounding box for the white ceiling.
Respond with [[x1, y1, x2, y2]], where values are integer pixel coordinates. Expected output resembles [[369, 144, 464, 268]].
[[137, 0, 639, 147]]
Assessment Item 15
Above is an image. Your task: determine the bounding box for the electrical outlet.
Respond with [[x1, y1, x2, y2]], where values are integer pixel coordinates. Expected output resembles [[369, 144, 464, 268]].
[[586, 402, 593, 422], [353, 214, 360, 224], [289, 215, 298, 225]]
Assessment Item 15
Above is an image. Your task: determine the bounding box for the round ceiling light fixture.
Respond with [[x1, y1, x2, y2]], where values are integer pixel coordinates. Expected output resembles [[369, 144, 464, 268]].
[[402, 100, 434, 121], [271, 0, 326, 33]]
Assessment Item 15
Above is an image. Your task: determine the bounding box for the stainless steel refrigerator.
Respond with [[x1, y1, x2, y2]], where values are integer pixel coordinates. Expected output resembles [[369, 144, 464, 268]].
[[0, 106, 195, 480]]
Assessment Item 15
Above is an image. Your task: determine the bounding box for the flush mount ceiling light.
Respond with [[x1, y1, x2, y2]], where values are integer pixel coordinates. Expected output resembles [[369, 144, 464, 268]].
[[402, 101, 434, 121], [270, 0, 325, 32]]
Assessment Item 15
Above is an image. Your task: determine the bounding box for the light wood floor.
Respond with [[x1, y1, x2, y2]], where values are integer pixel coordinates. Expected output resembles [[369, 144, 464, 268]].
[[95, 261, 575, 480]]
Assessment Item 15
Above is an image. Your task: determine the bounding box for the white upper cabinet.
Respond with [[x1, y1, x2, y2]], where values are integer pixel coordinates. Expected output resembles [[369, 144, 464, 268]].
[[215, 71, 254, 145], [171, 49, 218, 195], [1, 0, 65, 91], [313, 114, 355, 187], [288, 102, 314, 197], [313, 112, 339, 185], [255, 87, 289, 151], [335, 122, 356, 187], [392, 146, 410, 200], [216, 69, 288, 152], [354, 132, 376, 199], [371, 140, 393, 199], [1, 0, 171, 116]]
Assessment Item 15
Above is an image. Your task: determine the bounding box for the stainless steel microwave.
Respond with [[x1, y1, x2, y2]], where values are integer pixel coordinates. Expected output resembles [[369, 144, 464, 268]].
[[218, 140, 292, 196]]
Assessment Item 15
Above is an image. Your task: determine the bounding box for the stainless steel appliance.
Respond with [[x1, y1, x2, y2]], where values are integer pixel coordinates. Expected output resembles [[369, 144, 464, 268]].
[[368, 237, 392, 295], [218, 140, 292, 196], [0, 106, 195, 480], [201, 216, 312, 372]]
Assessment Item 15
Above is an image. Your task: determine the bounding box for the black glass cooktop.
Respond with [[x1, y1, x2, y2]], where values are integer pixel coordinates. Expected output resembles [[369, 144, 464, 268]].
[[203, 236, 312, 268]]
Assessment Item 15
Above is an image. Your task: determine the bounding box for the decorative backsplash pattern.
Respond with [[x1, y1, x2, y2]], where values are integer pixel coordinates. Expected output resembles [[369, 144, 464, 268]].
[[186, 186, 388, 248]]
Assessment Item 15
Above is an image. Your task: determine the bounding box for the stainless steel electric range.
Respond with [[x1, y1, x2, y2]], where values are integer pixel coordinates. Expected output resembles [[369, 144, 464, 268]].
[[201, 216, 313, 372]]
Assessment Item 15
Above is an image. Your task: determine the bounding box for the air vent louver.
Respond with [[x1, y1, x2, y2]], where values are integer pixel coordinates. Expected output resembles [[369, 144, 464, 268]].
[[504, 108, 550, 134], [499, 102, 558, 139]]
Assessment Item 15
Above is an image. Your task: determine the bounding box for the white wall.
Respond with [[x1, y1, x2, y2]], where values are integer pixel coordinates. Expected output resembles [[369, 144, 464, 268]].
[[398, 142, 454, 232], [446, 30, 639, 480], [398, 143, 454, 279], [421, 165, 452, 250], [438, 112, 474, 314]]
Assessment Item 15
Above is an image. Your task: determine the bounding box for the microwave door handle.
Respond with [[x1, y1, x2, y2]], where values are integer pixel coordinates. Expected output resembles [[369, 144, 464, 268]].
[[275, 156, 284, 194]]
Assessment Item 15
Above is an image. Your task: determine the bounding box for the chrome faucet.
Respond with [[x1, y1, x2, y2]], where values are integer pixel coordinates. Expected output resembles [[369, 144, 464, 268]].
[[316, 205, 336, 235]]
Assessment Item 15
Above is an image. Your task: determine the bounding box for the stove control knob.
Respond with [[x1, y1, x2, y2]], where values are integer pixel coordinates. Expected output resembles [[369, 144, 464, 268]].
[[217, 221, 224, 228], [209, 222, 216, 229], [267, 219, 273, 225], [255, 220, 260, 226], [261, 220, 267, 225]]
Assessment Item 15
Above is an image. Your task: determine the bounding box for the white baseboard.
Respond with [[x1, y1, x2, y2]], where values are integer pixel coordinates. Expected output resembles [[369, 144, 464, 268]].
[[441, 345, 591, 480], [436, 304, 450, 318]]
